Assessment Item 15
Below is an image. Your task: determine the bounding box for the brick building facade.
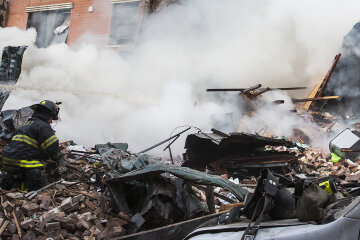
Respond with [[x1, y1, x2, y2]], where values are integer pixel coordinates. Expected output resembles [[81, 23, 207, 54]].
[[4, 0, 177, 48]]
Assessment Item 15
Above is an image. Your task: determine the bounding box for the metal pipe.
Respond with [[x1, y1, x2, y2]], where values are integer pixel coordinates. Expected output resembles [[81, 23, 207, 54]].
[[273, 100, 285, 104], [211, 128, 229, 137], [138, 127, 191, 154]]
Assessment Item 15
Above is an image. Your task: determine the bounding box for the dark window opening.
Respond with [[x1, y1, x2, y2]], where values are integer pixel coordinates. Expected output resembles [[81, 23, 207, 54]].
[[27, 9, 70, 48], [109, 2, 140, 45]]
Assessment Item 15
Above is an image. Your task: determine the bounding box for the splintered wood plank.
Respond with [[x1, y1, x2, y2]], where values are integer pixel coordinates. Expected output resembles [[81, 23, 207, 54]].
[[0, 220, 9, 236], [305, 54, 341, 111], [304, 82, 321, 110], [294, 96, 339, 102]]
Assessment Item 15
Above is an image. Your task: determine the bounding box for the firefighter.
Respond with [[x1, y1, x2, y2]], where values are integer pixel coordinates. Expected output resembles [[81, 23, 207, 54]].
[[0, 100, 61, 191]]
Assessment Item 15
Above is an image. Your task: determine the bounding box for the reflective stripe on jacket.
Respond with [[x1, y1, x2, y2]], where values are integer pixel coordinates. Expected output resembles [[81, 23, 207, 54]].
[[2, 116, 60, 169], [12, 134, 40, 150], [2, 156, 44, 168]]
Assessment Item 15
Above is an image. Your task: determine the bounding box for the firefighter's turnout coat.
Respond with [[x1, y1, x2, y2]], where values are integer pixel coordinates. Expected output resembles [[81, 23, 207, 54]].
[[1, 112, 59, 169]]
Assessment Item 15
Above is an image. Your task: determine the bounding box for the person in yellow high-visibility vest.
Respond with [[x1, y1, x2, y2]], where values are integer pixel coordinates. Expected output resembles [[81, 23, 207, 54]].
[[1, 100, 61, 191]]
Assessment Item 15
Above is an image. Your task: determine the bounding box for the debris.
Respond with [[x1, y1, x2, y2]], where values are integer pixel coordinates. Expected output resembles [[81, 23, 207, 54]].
[[12, 209, 22, 238], [60, 197, 73, 211], [25, 178, 64, 200], [0, 46, 27, 112], [21, 203, 40, 217], [20, 219, 35, 230], [0, 220, 9, 236], [45, 222, 61, 231], [329, 128, 360, 160], [107, 164, 247, 201], [304, 53, 341, 111], [182, 131, 299, 178], [6, 192, 23, 200]]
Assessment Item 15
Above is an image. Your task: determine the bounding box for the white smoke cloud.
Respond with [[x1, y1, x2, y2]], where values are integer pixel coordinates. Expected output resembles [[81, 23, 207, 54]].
[[2, 0, 360, 156]]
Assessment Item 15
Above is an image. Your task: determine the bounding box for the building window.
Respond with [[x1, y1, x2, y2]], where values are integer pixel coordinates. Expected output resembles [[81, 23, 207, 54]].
[[109, 1, 141, 45], [27, 9, 70, 48]]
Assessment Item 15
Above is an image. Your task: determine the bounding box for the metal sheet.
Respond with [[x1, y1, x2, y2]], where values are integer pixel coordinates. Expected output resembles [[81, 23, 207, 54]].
[[107, 165, 247, 201]]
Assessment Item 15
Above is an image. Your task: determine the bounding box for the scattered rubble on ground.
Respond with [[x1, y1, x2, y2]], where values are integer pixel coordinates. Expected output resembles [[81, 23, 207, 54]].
[[1, 22, 360, 240], [0, 122, 359, 239]]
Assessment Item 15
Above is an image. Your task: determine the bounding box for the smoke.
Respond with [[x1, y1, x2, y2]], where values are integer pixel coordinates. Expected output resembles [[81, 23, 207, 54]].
[[2, 0, 360, 155], [328, 23, 360, 98], [326, 22, 360, 116]]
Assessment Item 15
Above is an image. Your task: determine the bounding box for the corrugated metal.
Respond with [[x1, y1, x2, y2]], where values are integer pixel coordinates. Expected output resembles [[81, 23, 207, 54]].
[[112, 0, 141, 4], [25, 3, 73, 13]]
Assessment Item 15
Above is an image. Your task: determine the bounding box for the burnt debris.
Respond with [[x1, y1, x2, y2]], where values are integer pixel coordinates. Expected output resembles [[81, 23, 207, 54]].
[[182, 130, 299, 178]]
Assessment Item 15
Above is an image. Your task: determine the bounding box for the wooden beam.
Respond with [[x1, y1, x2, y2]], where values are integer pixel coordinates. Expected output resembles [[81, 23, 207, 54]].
[[304, 83, 321, 110], [12, 210, 22, 238], [317, 53, 341, 97], [205, 186, 215, 214], [305, 53, 341, 110], [0, 220, 9, 236], [293, 96, 339, 102]]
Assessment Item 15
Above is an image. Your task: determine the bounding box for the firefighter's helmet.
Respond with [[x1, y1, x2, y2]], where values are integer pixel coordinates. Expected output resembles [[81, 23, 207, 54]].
[[31, 100, 60, 120]]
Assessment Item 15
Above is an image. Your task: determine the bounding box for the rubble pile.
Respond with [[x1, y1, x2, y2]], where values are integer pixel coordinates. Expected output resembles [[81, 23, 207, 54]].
[[0, 139, 153, 239], [0, 123, 359, 239], [0, 141, 235, 239], [0, 185, 124, 240], [0, 142, 147, 239], [1, 130, 359, 239], [298, 147, 360, 182]]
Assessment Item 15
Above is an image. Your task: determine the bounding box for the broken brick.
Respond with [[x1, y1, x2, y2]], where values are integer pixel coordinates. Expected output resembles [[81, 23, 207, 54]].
[[82, 183, 90, 191], [21, 218, 35, 230], [6, 221, 17, 234], [5, 192, 23, 200], [84, 200, 96, 211], [45, 222, 61, 231], [39, 212, 65, 230], [56, 217, 77, 230], [36, 194, 51, 203], [68, 237, 81, 240], [81, 230, 92, 239], [83, 237, 95, 240], [72, 194, 85, 203], [21, 203, 39, 217], [89, 226, 102, 239], [112, 226, 124, 238], [66, 202, 80, 212], [40, 199, 52, 211], [345, 174, 360, 182], [22, 230, 36, 240], [60, 197, 73, 211], [107, 217, 128, 228], [76, 218, 90, 230], [79, 212, 92, 222], [11, 234, 20, 240], [2, 201, 14, 213]]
